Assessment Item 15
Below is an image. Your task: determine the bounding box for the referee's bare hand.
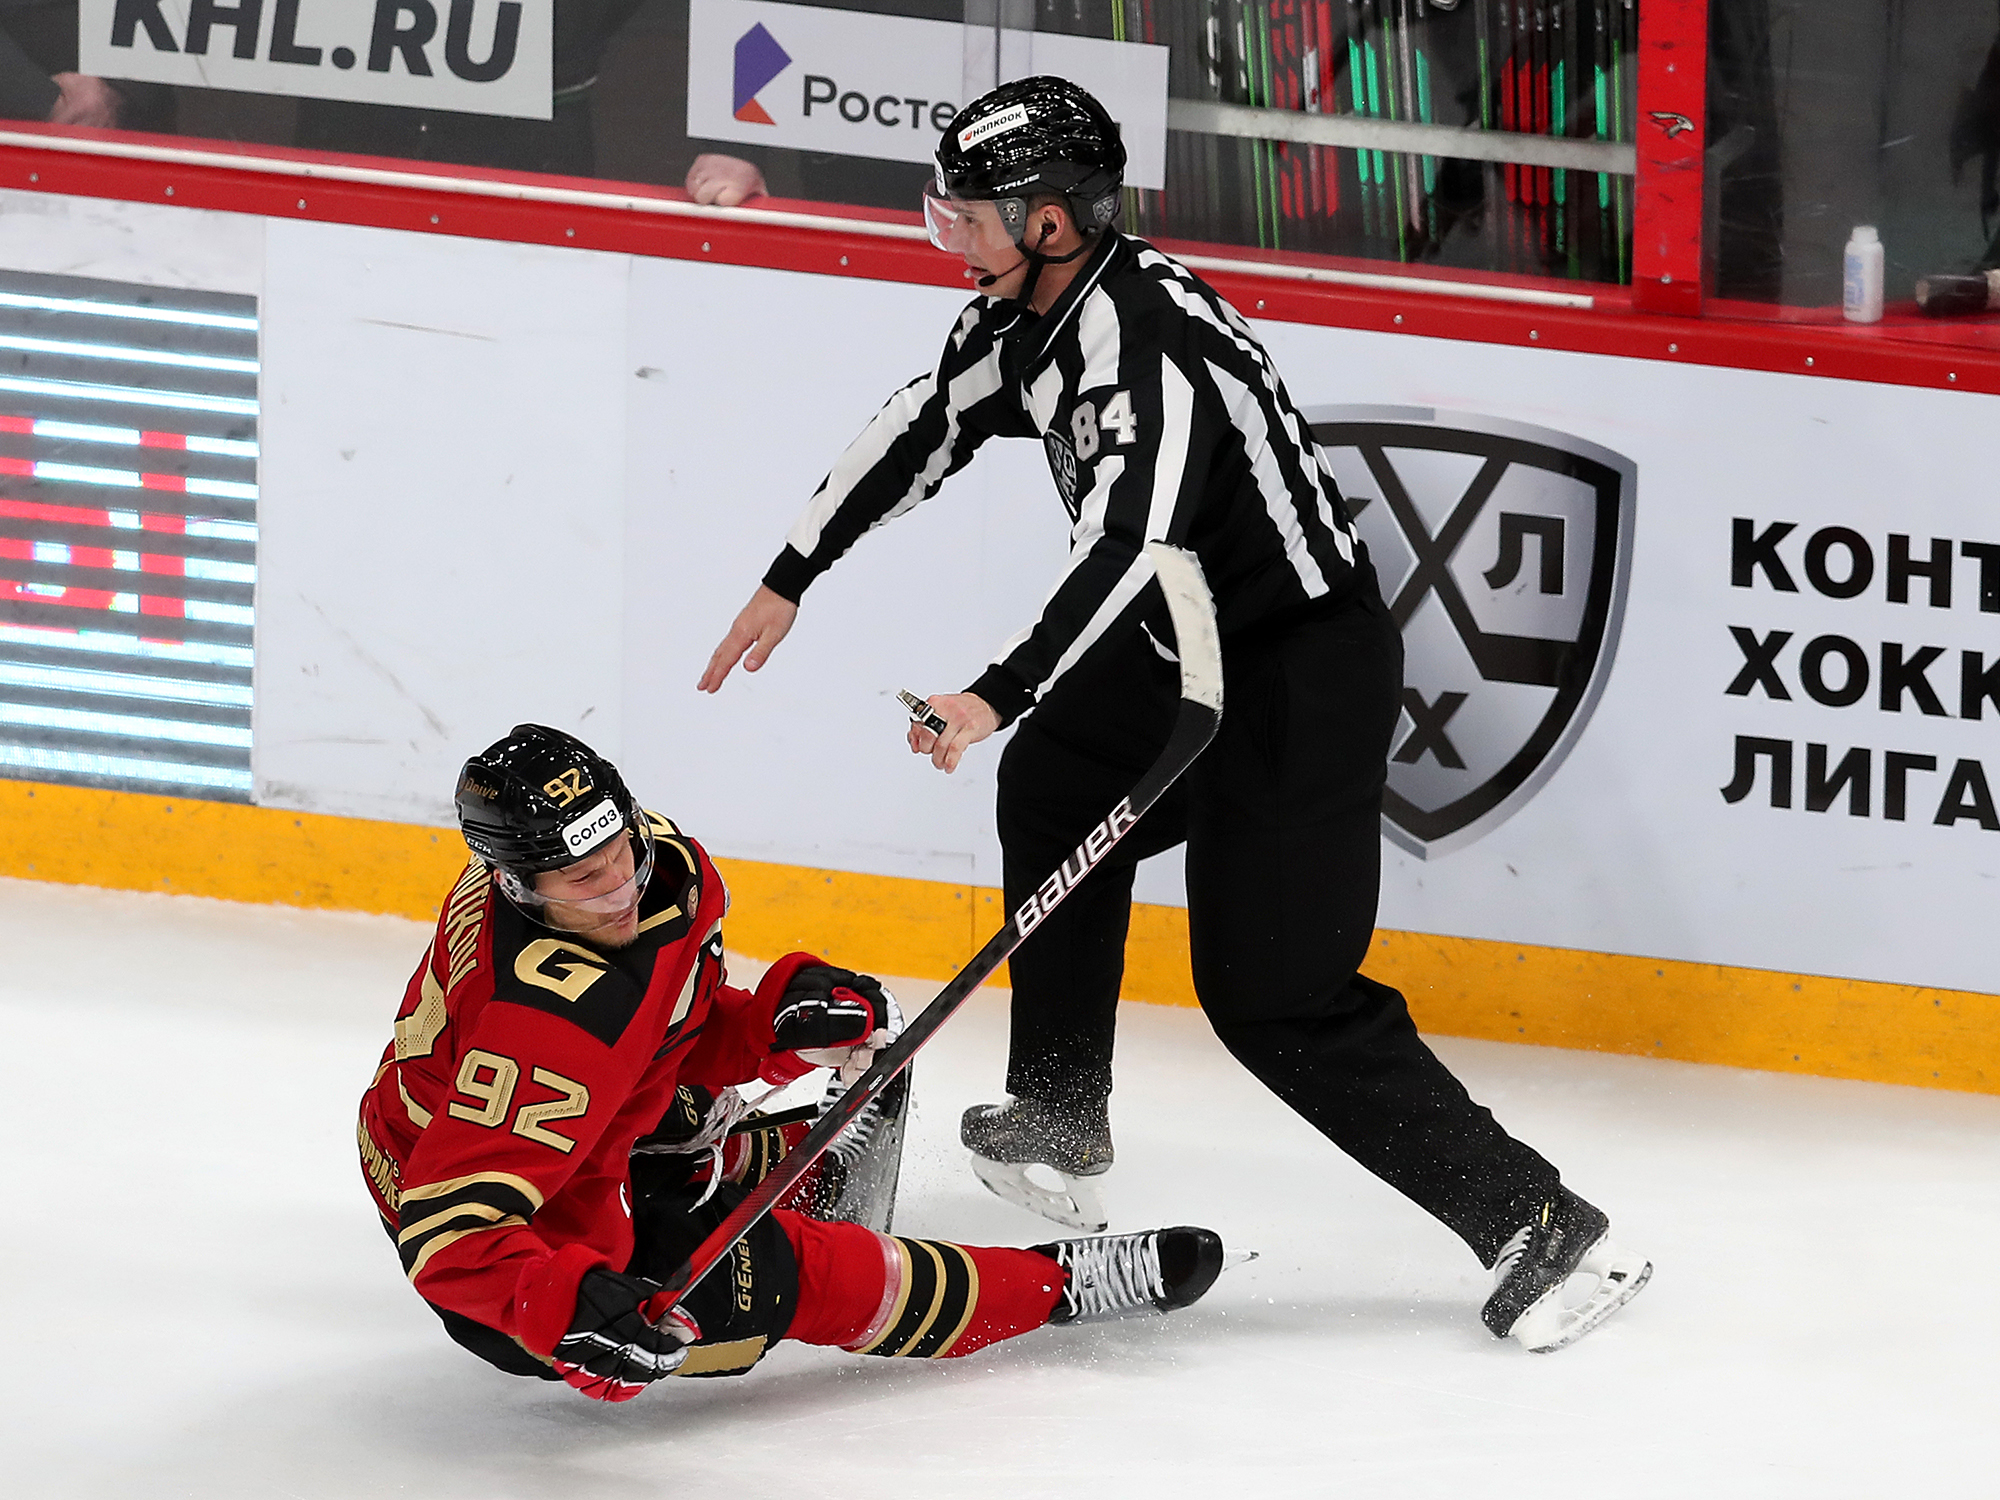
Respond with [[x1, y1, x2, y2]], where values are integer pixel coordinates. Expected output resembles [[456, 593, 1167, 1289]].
[[699, 586, 797, 692], [907, 693, 998, 774]]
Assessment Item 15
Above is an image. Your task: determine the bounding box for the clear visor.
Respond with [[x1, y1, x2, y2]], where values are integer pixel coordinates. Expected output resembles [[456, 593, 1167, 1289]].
[[497, 816, 656, 918], [922, 185, 964, 252]]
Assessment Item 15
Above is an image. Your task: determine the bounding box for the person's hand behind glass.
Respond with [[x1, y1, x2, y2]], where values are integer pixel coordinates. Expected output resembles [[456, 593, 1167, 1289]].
[[685, 153, 766, 207], [50, 74, 120, 129]]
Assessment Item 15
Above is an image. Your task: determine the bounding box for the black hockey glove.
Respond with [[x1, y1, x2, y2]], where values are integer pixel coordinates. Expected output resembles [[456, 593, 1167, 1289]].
[[771, 965, 904, 1082], [551, 1267, 694, 1402]]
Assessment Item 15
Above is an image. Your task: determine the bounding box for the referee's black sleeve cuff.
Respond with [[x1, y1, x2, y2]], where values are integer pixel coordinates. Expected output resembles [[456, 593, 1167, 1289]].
[[965, 665, 1035, 729], [760, 546, 820, 605]]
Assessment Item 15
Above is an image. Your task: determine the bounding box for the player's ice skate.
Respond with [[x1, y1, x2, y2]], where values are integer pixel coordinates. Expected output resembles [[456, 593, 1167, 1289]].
[[1482, 1187, 1652, 1353], [1036, 1225, 1229, 1323], [799, 1065, 910, 1233], [962, 1096, 1113, 1232]]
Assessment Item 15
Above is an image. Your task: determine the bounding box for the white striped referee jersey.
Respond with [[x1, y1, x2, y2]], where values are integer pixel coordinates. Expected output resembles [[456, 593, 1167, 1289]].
[[760, 229, 1368, 725]]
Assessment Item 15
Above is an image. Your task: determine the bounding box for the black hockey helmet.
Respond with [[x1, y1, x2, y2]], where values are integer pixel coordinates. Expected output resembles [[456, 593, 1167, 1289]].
[[456, 724, 654, 911], [929, 76, 1126, 250]]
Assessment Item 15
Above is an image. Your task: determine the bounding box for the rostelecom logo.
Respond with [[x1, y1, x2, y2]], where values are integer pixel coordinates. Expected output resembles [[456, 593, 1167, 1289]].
[[733, 23, 792, 124]]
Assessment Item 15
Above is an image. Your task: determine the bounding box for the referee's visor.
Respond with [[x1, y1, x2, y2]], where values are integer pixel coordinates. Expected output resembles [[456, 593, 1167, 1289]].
[[922, 185, 967, 251]]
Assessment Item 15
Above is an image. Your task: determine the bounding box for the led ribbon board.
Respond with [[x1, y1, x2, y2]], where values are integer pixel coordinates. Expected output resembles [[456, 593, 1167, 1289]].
[[0, 269, 259, 800]]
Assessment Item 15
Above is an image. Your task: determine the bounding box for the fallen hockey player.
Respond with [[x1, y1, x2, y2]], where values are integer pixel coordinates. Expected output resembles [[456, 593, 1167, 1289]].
[[356, 723, 1228, 1401]]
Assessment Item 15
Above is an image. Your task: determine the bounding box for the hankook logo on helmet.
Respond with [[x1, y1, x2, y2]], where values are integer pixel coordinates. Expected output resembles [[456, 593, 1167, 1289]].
[[562, 798, 626, 858], [959, 103, 1030, 150], [1306, 405, 1637, 859]]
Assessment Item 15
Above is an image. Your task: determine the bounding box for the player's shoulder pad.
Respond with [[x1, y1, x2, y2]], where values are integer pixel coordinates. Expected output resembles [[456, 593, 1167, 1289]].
[[623, 810, 727, 952], [488, 900, 644, 1049]]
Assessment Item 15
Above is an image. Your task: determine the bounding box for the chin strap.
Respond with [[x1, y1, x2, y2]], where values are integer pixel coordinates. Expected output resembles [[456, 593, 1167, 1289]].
[[977, 220, 1092, 305]]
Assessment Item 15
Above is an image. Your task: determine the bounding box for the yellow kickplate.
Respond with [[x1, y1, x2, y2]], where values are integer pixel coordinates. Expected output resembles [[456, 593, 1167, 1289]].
[[3, 778, 1992, 1094]]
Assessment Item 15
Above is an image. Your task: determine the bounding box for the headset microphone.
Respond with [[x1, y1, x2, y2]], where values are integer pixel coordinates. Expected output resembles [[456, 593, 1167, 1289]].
[[975, 219, 1085, 299]]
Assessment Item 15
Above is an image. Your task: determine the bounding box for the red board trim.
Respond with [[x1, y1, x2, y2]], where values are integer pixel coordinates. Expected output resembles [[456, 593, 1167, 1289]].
[[0, 125, 1995, 398], [1633, 0, 1710, 317]]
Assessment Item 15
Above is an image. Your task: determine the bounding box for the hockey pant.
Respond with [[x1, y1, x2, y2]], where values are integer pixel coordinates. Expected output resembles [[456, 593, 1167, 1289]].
[[424, 1165, 1064, 1381], [996, 585, 1563, 1268]]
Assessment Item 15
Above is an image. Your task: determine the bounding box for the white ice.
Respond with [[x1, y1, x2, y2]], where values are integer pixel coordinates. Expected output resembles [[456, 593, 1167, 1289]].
[[3, 876, 1993, 1498]]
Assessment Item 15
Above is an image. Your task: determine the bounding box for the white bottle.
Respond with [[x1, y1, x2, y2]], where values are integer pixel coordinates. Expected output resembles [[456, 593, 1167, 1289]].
[[1844, 226, 1884, 323]]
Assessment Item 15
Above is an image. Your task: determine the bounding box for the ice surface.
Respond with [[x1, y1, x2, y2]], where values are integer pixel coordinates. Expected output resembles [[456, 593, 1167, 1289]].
[[2, 876, 1993, 1499]]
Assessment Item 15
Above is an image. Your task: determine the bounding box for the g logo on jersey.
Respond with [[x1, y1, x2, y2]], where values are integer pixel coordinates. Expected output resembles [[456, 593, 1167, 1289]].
[[1307, 406, 1637, 859]]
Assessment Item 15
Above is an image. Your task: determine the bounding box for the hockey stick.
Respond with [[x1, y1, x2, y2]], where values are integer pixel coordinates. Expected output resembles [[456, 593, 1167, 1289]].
[[650, 543, 1224, 1309]]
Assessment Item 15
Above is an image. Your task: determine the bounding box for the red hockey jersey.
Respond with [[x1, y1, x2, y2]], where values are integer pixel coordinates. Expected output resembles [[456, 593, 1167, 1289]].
[[356, 812, 816, 1360]]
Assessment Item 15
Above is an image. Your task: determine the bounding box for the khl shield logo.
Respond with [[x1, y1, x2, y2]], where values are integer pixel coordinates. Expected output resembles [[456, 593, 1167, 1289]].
[[733, 23, 791, 123], [1306, 406, 1637, 859]]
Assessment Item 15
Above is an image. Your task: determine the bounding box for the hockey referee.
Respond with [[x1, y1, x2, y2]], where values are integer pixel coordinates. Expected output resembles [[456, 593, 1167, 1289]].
[[700, 76, 1649, 1351]]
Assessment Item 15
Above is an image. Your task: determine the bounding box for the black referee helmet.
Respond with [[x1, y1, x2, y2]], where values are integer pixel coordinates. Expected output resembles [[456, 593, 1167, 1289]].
[[933, 76, 1126, 248]]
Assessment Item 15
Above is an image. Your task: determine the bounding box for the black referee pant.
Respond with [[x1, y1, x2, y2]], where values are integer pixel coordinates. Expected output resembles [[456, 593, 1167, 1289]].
[[996, 584, 1561, 1267]]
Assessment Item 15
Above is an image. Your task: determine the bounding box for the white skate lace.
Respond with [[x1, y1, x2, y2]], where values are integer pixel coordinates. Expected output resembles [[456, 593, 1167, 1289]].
[[826, 1083, 887, 1168], [629, 1086, 767, 1209], [1062, 1233, 1166, 1319], [631, 1085, 764, 1157], [1492, 1223, 1534, 1285]]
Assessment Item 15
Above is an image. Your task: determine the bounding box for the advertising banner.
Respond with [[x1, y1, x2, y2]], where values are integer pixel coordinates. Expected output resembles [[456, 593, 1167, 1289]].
[[31, 184, 1977, 1001], [1249, 321, 2000, 998], [79, 0, 554, 119], [231, 215, 1999, 998], [686, 0, 1169, 189]]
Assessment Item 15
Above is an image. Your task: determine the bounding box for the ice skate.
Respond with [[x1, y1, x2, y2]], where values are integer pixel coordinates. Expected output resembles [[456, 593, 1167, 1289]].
[[961, 1095, 1113, 1232], [1482, 1188, 1652, 1353], [1037, 1226, 1229, 1324], [796, 1066, 910, 1234]]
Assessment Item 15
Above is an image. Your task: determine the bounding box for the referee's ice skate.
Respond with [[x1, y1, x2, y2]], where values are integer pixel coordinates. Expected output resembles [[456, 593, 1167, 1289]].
[[961, 1096, 1113, 1232], [1482, 1187, 1652, 1352]]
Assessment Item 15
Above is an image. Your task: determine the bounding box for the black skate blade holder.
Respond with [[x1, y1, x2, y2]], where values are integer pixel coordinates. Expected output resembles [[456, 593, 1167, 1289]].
[[649, 544, 1224, 1319]]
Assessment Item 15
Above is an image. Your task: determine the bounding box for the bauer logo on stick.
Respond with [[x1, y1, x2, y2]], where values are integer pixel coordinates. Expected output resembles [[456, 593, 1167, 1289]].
[[1014, 798, 1138, 935], [1307, 407, 1637, 859]]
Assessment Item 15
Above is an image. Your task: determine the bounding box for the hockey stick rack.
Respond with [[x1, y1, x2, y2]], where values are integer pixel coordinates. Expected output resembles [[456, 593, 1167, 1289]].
[[651, 543, 1224, 1312]]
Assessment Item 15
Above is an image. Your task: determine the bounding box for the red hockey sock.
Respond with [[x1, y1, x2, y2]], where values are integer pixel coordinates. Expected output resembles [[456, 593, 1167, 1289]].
[[780, 1212, 888, 1346], [779, 1211, 1064, 1359]]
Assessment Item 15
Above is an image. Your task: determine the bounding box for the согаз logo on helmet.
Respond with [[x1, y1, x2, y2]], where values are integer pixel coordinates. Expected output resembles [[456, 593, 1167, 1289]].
[[732, 23, 791, 124], [1306, 407, 1637, 859], [562, 798, 626, 858]]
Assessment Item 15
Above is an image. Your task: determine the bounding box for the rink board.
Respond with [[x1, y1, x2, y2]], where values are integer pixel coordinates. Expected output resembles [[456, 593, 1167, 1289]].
[[4, 776, 1994, 1095], [0, 189, 1996, 1092]]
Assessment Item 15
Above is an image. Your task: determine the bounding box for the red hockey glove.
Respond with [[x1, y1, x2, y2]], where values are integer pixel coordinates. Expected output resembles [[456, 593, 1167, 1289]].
[[550, 1268, 696, 1402], [771, 965, 904, 1083]]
